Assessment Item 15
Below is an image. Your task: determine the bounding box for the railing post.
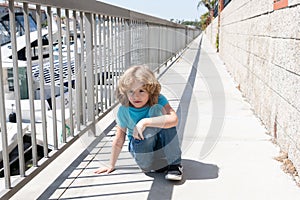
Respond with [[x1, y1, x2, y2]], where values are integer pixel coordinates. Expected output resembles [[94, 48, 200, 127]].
[[0, 36, 11, 189], [25, 3, 38, 162], [98, 15, 104, 113], [65, 9, 74, 137], [46, 6, 58, 149], [79, 12, 86, 125], [37, 4, 49, 157], [157, 25, 161, 73], [107, 16, 112, 106], [9, 0, 25, 177], [93, 14, 98, 115], [84, 12, 96, 135], [145, 23, 150, 66], [57, 8, 67, 143], [73, 11, 83, 131], [125, 19, 131, 68], [185, 26, 188, 47]]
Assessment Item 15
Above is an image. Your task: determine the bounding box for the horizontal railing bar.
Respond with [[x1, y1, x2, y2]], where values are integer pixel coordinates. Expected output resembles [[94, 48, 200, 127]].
[[18, 0, 187, 28]]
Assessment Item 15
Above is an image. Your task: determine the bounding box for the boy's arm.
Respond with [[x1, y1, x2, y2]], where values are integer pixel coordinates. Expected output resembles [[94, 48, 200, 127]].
[[94, 126, 126, 174], [134, 103, 178, 140], [147, 103, 178, 128]]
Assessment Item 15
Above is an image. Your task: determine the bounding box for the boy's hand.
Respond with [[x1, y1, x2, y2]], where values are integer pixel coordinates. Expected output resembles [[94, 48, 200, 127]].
[[94, 166, 115, 174], [133, 119, 147, 140]]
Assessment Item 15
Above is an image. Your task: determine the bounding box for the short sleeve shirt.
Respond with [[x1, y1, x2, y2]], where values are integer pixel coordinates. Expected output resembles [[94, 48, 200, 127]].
[[116, 94, 168, 139]]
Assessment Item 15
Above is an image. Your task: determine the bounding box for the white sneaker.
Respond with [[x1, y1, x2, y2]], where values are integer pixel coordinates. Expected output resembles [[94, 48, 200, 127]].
[[165, 165, 183, 181]]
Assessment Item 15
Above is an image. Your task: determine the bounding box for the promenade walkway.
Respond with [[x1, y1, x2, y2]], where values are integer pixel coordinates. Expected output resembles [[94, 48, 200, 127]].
[[11, 34, 300, 200]]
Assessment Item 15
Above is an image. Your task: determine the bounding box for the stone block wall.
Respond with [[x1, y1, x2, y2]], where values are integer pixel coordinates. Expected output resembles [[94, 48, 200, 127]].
[[205, 16, 219, 48], [207, 0, 300, 173]]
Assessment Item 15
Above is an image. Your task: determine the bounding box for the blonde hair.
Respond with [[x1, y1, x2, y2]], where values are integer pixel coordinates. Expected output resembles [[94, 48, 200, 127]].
[[116, 65, 161, 107]]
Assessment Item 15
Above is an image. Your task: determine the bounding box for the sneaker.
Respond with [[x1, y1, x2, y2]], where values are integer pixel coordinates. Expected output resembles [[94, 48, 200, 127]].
[[165, 165, 183, 181], [155, 165, 169, 173]]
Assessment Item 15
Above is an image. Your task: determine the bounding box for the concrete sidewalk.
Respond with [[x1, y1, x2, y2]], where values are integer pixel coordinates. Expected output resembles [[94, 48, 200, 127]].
[[11, 34, 300, 200]]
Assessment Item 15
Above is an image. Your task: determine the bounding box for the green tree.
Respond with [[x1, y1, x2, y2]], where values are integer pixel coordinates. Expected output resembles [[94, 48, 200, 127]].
[[199, 12, 210, 30], [197, 0, 217, 11], [197, 0, 217, 30]]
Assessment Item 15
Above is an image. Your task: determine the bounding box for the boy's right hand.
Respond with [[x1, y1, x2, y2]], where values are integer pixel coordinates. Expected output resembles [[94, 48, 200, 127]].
[[94, 166, 115, 174]]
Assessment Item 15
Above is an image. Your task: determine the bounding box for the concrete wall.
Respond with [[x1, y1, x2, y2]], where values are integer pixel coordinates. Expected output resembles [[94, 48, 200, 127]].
[[205, 16, 219, 48], [207, 0, 300, 173]]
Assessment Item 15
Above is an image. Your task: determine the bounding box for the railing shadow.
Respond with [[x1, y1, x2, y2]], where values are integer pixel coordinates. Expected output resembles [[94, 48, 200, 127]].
[[36, 122, 116, 200], [175, 35, 202, 146]]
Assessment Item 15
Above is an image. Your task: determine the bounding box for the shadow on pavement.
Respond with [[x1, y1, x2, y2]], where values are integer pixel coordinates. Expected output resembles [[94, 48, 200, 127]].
[[145, 159, 219, 200]]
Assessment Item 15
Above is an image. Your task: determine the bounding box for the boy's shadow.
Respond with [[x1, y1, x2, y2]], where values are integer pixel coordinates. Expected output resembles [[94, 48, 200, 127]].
[[145, 159, 219, 200]]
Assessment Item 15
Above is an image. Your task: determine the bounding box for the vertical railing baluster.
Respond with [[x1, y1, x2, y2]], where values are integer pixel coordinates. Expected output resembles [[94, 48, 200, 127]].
[[117, 18, 121, 76], [0, 36, 11, 189], [125, 19, 131, 69], [24, 3, 38, 164], [116, 17, 121, 90], [79, 12, 86, 125], [94, 15, 99, 116], [112, 17, 116, 103], [147, 23, 150, 66], [37, 5, 48, 156], [157, 26, 161, 72], [173, 28, 176, 57], [57, 8, 66, 143], [99, 15, 104, 113], [135, 20, 138, 64], [132, 20, 135, 65], [143, 23, 147, 65], [46, 6, 58, 149], [122, 19, 125, 72], [134, 20, 137, 64], [107, 16, 112, 107], [136, 20, 140, 64], [165, 26, 168, 63], [73, 11, 82, 131], [139, 21, 143, 64], [65, 9, 74, 137], [120, 18, 125, 72], [103, 15, 108, 111], [9, 0, 25, 177], [84, 12, 95, 135]]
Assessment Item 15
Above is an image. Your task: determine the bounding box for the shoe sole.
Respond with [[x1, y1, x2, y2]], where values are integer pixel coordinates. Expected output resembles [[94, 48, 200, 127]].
[[165, 174, 182, 181]]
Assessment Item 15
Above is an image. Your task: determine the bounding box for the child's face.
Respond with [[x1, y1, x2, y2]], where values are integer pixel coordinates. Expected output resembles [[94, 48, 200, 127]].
[[127, 81, 149, 108]]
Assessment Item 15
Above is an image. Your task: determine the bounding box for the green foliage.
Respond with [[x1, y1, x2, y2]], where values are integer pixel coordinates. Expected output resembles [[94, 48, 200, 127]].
[[197, 1, 217, 30], [197, 0, 217, 11], [200, 12, 210, 30], [181, 20, 201, 28]]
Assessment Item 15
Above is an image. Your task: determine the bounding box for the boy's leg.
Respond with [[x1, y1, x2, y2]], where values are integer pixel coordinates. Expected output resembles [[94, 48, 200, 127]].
[[158, 127, 183, 180], [158, 127, 182, 166], [129, 127, 160, 171]]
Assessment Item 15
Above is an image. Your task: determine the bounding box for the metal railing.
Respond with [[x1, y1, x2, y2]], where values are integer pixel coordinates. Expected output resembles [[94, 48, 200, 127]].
[[0, 0, 200, 197]]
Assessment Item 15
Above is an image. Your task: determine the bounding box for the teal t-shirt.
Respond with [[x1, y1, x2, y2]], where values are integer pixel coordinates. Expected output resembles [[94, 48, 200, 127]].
[[116, 94, 168, 139]]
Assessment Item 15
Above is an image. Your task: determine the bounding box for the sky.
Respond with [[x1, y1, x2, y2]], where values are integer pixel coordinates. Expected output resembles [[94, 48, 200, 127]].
[[97, 0, 208, 21], [0, 0, 208, 21]]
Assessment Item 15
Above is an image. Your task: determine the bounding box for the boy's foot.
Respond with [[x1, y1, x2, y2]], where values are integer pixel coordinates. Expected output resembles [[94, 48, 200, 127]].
[[165, 165, 183, 181], [155, 165, 169, 173]]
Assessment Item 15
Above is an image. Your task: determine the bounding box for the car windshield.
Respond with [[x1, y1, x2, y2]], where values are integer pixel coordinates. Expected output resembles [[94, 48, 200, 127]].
[[0, 13, 37, 46]]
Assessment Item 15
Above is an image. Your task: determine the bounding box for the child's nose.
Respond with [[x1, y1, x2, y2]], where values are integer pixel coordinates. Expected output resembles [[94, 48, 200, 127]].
[[133, 92, 139, 98]]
